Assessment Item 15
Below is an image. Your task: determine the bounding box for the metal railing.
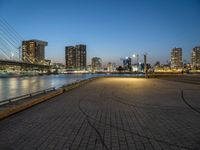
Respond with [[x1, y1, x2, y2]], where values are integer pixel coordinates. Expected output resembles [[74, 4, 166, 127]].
[[0, 87, 56, 106], [0, 77, 97, 106]]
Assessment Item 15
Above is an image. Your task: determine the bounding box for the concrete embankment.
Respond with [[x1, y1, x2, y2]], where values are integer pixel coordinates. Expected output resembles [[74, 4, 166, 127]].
[[1, 74, 199, 120], [0, 77, 199, 149], [0, 77, 97, 120]]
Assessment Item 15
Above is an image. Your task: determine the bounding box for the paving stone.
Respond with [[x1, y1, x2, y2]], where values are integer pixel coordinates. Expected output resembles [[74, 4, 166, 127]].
[[0, 77, 200, 150]]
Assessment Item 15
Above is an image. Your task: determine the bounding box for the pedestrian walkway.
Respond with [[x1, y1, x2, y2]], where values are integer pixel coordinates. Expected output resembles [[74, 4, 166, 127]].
[[0, 77, 200, 150]]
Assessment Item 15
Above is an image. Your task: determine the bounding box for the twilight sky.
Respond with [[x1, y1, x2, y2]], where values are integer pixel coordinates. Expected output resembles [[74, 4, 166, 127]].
[[0, 0, 200, 66]]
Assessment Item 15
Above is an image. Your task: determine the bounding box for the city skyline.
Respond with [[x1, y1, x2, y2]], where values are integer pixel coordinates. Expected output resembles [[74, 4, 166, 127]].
[[1, 0, 200, 65]]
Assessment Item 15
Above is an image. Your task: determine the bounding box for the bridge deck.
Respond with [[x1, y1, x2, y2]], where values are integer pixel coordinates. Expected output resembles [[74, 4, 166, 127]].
[[0, 77, 200, 150], [0, 59, 50, 68]]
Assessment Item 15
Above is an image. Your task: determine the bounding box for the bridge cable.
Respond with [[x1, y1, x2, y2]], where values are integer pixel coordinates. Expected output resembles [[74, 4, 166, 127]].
[[0, 16, 43, 64]]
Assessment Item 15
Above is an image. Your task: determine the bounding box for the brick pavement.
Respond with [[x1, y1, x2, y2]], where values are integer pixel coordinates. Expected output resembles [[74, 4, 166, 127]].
[[0, 77, 200, 150]]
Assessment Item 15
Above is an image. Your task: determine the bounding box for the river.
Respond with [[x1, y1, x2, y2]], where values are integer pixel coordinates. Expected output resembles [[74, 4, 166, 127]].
[[0, 73, 144, 101]]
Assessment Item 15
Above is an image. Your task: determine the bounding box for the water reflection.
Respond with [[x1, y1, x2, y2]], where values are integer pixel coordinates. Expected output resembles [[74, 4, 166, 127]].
[[0, 74, 95, 100], [0, 74, 144, 101]]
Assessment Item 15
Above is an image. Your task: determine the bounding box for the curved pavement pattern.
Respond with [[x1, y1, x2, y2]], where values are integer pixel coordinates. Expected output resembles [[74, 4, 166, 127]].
[[0, 77, 200, 150]]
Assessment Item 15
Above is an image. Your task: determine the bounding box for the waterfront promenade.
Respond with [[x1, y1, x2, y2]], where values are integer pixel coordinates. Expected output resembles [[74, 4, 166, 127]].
[[0, 77, 200, 150]]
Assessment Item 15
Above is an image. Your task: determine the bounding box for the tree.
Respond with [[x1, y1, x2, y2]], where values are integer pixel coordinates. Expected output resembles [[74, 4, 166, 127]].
[[116, 66, 125, 72]]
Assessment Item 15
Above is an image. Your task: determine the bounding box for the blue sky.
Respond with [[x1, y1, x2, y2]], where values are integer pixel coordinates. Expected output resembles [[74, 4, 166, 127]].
[[0, 0, 200, 65]]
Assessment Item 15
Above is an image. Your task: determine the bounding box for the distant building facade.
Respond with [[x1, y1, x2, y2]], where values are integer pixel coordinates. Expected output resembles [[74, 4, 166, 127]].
[[65, 44, 86, 70], [91, 57, 102, 72], [22, 40, 48, 64], [87, 65, 92, 72], [123, 57, 132, 71], [107, 62, 116, 72], [171, 48, 182, 67], [191, 46, 200, 69], [44, 59, 51, 65], [52, 63, 65, 73]]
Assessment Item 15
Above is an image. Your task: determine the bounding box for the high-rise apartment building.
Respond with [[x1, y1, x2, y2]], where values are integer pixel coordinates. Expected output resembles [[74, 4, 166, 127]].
[[91, 57, 102, 71], [171, 48, 182, 67], [22, 40, 48, 64], [191, 46, 200, 69], [123, 57, 132, 71], [65, 44, 86, 70]]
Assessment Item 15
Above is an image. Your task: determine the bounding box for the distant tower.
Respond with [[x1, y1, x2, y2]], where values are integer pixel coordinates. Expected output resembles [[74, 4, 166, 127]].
[[91, 57, 102, 72], [123, 57, 132, 71], [65, 44, 86, 70], [171, 48, 182, 68], [144, 54, 147, 73], [22, 40, 48, 64], [191, 46, 200, 69]]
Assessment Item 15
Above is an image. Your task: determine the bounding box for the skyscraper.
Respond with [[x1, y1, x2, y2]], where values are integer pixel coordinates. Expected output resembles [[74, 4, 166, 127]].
[[22, 40, 48, 64], [65, 44, 86, 70], [123, 57, 132, 71], [191, 46, 200, 69], [65, 46, 76, 69], [171, 48, 182, 68], [91, 57, 102, 72]]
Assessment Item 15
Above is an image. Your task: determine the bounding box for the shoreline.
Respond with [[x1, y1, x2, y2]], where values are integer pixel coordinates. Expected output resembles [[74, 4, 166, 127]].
[[0, 77, 199, 149], [1, 71, 200, 78]]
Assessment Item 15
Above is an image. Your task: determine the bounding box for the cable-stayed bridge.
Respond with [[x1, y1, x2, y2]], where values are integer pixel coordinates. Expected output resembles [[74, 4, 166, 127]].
[[0, 17, 50, 72]]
